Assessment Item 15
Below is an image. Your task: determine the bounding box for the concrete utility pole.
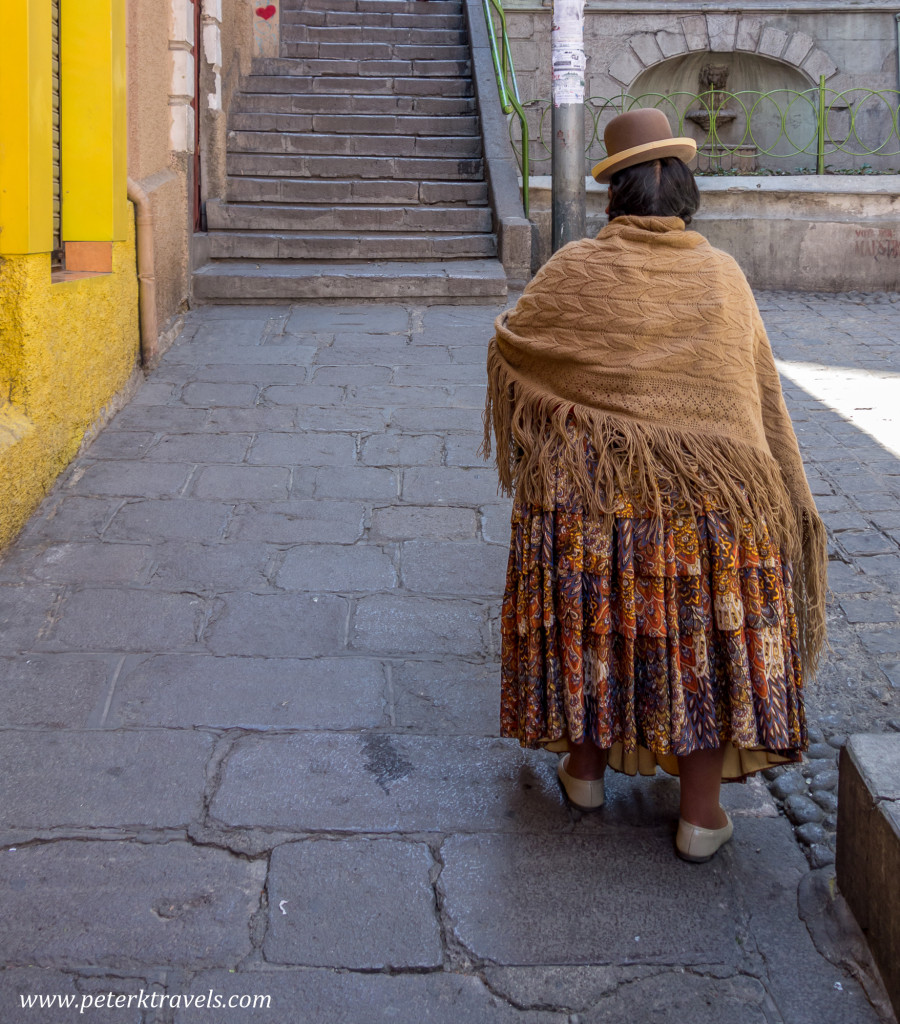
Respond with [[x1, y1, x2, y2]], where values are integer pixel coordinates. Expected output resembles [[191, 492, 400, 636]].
[[550, 0, 586, 251]]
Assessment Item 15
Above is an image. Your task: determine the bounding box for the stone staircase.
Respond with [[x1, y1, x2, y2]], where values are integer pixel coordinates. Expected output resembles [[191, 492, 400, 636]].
[[193, 0, 507, 301]]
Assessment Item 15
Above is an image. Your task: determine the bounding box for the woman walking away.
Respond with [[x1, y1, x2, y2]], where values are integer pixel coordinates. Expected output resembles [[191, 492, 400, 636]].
[[483, 108, 827, 863]]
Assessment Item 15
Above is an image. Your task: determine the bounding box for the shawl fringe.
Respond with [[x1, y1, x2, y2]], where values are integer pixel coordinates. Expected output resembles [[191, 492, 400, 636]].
[[483, 345, 827, 678]]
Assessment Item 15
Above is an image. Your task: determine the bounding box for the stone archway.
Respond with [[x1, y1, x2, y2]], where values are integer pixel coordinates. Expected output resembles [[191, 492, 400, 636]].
[[606, 13, 838, 89]]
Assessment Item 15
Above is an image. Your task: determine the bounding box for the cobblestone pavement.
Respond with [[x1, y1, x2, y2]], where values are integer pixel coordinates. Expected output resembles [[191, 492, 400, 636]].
[[1, 294, 898, 1023]]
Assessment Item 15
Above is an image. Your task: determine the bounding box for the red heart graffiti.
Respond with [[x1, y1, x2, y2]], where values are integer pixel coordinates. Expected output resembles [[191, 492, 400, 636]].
[[256, 4, 276, 19]]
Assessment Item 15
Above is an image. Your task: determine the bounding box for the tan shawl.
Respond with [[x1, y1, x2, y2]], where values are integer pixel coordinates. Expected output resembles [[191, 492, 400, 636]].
[[484, 215, 827, 675]]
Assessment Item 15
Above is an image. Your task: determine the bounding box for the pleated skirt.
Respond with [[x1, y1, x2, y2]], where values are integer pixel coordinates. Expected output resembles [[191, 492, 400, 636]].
[[500, 480, 808, 781]]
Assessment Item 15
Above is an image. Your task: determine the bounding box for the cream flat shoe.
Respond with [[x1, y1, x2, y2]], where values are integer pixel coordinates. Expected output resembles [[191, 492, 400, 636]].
[[675, 810, 734, 863], [557, 753, 605, 810], [543, 737, 570, 754]]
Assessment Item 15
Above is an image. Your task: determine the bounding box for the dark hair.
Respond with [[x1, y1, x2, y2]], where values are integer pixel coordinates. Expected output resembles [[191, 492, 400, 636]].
[[608, 156, 700, 225]]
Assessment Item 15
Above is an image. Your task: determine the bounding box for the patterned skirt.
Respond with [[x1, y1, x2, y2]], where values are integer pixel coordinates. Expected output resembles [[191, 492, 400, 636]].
[[500, 476, 808, 781]]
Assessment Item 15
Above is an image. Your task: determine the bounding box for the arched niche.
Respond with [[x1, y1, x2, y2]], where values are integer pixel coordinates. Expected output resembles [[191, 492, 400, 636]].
[[630, 52, 818, 172]]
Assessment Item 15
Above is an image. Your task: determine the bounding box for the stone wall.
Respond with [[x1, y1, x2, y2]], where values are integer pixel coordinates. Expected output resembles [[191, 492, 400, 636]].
[[527, 175, 900, 291], [127, 0, 192, 330], [503, 4, 900, 174], [200, 0, 258, 206]]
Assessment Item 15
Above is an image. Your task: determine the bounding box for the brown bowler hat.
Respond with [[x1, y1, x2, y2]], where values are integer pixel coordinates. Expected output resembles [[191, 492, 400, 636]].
[[591, 108, 697, 183]]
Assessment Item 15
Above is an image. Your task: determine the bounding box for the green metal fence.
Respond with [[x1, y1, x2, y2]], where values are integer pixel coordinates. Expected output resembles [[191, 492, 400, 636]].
[[514, 80, 900, 176]]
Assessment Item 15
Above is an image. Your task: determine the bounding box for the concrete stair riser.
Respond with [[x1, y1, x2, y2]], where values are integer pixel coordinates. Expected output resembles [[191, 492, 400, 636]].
[[225, 177, 489, 206], [232, 93, 476, 116], [253, 57, 472, 79], [281, 11, 466, 29], [193, 261, 507, 301], [207, 232, 497, 260], [206, 201, 493, 233], [242, 76, 473, 97], [228, 130, 482, 159], [229, 112, 479, 136], [281, 42, 470, 61], [284, 0, 463, 13], [226, 153, 485, 180], [282, 26, 467, 45]]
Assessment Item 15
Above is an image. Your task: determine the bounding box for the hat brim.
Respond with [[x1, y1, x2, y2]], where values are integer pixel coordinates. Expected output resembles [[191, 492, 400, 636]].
[[591, 137, 698, 183]]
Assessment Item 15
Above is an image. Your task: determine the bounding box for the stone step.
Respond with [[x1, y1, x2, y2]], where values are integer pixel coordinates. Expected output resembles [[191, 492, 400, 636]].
[[232, 92, 476, 117], [241, 75, 472, 97], [252, 57, 471, 79], [207, 230, 497, 260], [225, 176, 489, 206], [229, 111, 479, 136], [206, 199, 492, 233], [283, 0, 463, 14], [282, 10, 466, 29], [226, 152, 484, 181], [228, 130, 482, 159], [280, 42, 470, 61], [193, 259, 508, 302], [281, 25, 466, 45]]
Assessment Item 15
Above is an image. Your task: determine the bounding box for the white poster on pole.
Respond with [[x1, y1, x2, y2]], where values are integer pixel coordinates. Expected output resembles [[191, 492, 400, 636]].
[[551, 0, 585, 106]]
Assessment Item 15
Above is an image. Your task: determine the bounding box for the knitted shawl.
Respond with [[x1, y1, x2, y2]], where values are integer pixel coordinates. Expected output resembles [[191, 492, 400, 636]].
[[484, 215, 827, 675]]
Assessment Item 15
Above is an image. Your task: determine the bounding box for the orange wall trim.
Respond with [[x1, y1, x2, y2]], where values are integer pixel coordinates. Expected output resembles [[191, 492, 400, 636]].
[[64, 241, 114, 273]]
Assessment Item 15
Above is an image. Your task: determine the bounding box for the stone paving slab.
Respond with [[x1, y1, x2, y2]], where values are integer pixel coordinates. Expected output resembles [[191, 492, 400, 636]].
[[439, 829, 742, 966], [144, 540, 276, 592], [0, 653, 117, 727], [210, 733, 569, 832], [351, 593, 490, 655], [276, 542, 398, 592], [0, 730, 212, 829], [204, 592, 349, 657], [246, 430, 357, 466], [2, 294, 899, 1023], [228, 499, 365, 544], [48, 587, 205, 652], [263, 838, 442, 967], [179, 970, 560, 1023], [106, 654, 389, 730], [390, 658, 499, 734], [368, 503, 477, 540], [400, 538, 508, 594], [1, 841, 265, 969], [0, 584, 61, 649], [484, 966, 771, 1020], [0, 969, 149, 1024], [103, 498, 233, 543]]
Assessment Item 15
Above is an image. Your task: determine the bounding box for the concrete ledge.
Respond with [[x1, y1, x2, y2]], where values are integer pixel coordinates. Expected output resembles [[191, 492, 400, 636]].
[[464, 0, 532, 284], [836, 733, 900, 1020], [193, 259, 508, 303], [527, 174, 900, 291]]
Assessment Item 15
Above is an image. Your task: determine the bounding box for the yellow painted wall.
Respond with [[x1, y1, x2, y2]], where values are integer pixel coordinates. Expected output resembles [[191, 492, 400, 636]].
[[0, 0, 139, 550], [0, 231, 140, 547]]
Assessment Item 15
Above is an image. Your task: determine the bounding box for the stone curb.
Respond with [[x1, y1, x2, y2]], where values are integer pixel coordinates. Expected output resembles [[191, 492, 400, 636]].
[[836, 733, 900, 1020]]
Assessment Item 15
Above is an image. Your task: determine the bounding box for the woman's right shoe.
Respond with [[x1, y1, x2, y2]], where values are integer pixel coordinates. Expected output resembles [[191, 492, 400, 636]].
[[557, 753, 605, 810], [675, 810, 734, 863]]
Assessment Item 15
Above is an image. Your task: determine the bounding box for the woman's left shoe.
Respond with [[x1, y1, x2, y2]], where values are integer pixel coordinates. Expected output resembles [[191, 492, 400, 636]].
[[557, 753, 605, 810], [543, 737, 570, 754], [675, 810, 734, 863]]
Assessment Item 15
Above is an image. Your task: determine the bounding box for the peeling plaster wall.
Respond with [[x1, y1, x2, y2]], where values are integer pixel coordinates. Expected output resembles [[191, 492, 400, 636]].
[[127, 0, 191, 328]]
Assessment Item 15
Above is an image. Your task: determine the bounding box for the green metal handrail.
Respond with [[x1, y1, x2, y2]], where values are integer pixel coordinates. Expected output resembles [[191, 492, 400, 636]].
[[482, 0, 530, 216], [509, 77, 900, 176]]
